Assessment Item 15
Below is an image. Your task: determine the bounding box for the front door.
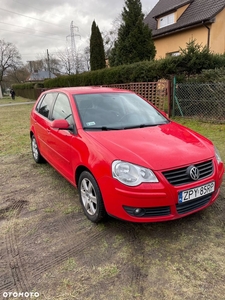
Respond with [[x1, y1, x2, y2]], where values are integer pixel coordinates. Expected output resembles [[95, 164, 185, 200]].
[[47, 93, 75, 181]]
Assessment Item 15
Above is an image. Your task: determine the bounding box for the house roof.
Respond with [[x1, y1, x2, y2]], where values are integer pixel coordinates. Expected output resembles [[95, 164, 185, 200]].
[[27, 70, 56, 81], [144, 0, 225, 38]]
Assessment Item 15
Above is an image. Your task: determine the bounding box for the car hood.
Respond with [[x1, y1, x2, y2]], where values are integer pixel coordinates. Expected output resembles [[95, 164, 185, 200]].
[[84, 122, 214, 170]]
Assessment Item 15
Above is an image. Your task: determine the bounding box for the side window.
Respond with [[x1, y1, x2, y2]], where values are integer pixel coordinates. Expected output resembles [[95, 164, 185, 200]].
[[52, 93, 74, 126], [35, 95, 44, 112], [38, 93, 56, 119]]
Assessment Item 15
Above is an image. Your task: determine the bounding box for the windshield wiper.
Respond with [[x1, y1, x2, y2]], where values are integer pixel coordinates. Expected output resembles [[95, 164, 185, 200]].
[[123, 124, 158, 129], [83, 122, 169, 131], [83, 126, 122, 131], [123, 122, 170, 130]]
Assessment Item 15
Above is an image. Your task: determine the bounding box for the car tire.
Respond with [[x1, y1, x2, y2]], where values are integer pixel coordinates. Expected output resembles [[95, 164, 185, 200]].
[[78, 171, 107, 223], [31, 135, 44, 163]]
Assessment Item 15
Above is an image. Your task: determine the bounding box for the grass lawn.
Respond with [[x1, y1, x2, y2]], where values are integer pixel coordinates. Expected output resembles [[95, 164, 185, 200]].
[[0, 98, 34, 156]]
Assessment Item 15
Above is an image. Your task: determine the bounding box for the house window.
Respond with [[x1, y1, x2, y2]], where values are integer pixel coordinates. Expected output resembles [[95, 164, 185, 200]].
[[167, 51, 180, 57], [159, 13, 175, 28], [171, 52, 180, 57]]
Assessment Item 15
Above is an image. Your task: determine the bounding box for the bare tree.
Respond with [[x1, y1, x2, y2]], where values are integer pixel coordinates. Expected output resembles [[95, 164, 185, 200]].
[[2, 66, 29, 92], [102, 15, 121, 59], [5, 66, 29, 83], [0, 39, 22, 97], [83, 46, 90, 71], [74, 50, 86, 74], [56, 47, 87, 75], [56, 48, 74, 75]]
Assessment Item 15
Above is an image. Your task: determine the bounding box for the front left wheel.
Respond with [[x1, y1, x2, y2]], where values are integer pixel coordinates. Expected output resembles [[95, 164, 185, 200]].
[[78, 171, 107, 223], [31, 135, 44, 163]]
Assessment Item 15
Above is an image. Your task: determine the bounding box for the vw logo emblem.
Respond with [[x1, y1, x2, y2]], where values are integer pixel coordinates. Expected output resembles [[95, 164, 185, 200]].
[[189, 166, 200, 181]]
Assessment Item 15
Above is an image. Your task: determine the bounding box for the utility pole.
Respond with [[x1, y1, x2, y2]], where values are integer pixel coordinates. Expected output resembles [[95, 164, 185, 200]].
[[47, 49, 51, 79], [66, 21, 80, 74], [27, 61, 33, 73]]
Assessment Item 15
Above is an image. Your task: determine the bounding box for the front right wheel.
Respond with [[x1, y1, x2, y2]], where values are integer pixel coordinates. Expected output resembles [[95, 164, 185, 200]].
[[78, 171, 107, 223]]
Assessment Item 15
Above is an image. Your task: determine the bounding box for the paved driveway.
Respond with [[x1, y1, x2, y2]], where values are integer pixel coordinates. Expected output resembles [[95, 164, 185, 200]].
[[0, 101, 34, 107]]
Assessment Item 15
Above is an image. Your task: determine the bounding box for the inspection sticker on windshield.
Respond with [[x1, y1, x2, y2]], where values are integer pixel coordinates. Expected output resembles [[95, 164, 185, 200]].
[[86, 121, 96, 126], [178, 182, 215, 203]]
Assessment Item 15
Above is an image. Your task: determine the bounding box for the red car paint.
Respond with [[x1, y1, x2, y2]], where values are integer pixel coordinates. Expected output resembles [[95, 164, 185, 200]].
[[30, 87, 224, 222]]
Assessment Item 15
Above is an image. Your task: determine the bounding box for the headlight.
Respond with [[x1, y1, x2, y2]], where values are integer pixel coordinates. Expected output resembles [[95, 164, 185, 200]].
[[214, 146, 222, 164], [112, 160, 158, 186]]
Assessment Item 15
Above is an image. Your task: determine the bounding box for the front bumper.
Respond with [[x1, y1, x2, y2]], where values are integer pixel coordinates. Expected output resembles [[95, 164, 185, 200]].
[[99, 161, 224, 223]]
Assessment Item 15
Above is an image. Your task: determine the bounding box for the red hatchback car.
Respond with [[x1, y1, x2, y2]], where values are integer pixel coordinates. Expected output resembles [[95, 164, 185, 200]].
[[30, 87, 224, 223]]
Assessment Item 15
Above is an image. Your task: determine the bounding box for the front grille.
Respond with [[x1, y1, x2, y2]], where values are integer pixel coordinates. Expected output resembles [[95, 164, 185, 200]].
[[176, 194, 212, 215], [162, 160, 213, 186], [123, 206, 171, 217]]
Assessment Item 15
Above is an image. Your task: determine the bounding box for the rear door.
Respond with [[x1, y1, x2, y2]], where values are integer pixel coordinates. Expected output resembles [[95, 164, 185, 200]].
[[33, 92, 57, 160]]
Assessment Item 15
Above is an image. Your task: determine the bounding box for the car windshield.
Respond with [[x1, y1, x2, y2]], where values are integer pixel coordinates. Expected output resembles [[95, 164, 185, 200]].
[[74, 92, 169, 130]]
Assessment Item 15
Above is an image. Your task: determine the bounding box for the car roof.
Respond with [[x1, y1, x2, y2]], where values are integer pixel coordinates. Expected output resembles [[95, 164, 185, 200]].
[[46, 86, 132, 95]]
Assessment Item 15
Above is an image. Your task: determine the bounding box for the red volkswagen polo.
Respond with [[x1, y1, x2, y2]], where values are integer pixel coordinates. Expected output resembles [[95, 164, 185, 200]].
[[30, 87, 224, 223]]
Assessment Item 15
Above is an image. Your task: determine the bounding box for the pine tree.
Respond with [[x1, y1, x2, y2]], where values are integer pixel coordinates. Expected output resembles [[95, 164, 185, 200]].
[[90, 21, 106, 71], [109, 0, 156, 66]]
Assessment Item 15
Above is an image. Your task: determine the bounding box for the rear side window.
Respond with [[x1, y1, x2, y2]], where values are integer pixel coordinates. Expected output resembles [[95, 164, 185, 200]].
[[37, 93, 56, 119]]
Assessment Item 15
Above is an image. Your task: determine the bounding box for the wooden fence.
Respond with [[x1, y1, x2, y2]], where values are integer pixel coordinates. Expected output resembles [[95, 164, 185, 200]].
[[104, 80, 170, 114]]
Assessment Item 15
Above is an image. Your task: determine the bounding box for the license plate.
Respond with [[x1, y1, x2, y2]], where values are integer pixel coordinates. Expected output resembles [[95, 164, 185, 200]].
[[178, 182, 215, 203]]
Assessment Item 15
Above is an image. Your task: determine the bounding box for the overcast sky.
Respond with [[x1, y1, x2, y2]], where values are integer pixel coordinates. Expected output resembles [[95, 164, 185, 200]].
[[0, 0, 158, 64]]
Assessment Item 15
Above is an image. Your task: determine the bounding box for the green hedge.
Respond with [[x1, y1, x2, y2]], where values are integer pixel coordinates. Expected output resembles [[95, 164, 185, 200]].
[[43, 56, 225, 88], [13, 82, 36, 90], [13, 53, 225, 95], [43, 61, 162, 89]]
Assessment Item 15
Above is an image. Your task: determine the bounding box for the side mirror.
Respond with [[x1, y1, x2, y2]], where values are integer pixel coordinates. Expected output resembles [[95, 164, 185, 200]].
[[51, 119, 71, 130]]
